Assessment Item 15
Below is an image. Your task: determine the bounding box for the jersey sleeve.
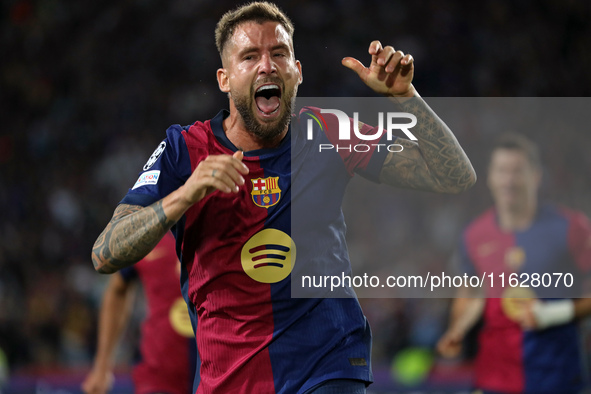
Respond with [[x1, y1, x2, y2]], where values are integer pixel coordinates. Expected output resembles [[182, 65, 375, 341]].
[[300, 107, 390, 183], [566, 211, 591, 273], [120, 125, 193, 207], [350, 124, 391, 183]]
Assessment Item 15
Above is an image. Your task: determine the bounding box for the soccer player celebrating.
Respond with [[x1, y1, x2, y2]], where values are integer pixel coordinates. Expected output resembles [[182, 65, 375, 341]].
[[83, 234, 198, 394], [437, 134, 591, 394], [92, 2, 475, 393]]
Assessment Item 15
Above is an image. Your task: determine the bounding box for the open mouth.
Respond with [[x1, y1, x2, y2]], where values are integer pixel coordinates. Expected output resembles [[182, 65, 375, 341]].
[[254, 84, 282, 115]]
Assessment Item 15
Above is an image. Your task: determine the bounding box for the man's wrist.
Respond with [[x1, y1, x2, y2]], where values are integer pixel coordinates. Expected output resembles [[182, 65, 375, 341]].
[[387, 86, 419, 107], [390, 85, 418, 99], [532, 299, 575, 330]]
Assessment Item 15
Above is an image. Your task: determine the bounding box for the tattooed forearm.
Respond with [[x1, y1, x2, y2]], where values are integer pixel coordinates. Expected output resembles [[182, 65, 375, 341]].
[[379, 138, 442, 191], [91, 201, 176, 274], [379, 97, 476, 193]]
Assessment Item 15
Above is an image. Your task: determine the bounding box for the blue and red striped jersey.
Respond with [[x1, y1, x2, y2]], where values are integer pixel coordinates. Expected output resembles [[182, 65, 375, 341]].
[[459, 205, 591, 393], [120, 108, 389, 393]]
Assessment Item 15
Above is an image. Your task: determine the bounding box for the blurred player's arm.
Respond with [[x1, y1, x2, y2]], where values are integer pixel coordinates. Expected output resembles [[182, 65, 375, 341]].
[[342, 41, 476, 193], [519, 296, 591, 331], [519, 212, 591, 330], [92, 150, 248, 274], [82, 273, 136, 394], [437, 286, 484, 358]]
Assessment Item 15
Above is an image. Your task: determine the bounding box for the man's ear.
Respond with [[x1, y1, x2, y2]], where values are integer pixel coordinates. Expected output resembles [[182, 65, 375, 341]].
[[217, 68, 230, 93], [296, 60, 303, 85]]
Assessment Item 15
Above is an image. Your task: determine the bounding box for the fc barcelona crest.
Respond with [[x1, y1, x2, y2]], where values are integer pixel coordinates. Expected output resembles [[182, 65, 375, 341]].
[[504, 246, 526, 270], [251, 177, 281, 208]]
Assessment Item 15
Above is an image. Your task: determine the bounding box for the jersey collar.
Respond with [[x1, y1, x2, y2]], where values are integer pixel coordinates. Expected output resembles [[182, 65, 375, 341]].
[[210, 110, 291, 158]]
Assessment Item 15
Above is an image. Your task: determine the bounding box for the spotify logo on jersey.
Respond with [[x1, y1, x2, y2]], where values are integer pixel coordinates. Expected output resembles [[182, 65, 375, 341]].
[[169, 298, 194, 338], [241, 229, 296, 283]]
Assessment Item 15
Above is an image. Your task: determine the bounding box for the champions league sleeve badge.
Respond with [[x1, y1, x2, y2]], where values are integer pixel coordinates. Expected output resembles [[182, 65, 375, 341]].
[[143, 141, 167, 171]]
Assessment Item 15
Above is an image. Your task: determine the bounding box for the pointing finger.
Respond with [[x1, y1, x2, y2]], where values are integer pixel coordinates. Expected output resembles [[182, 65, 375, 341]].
[[342, 57, 366, 78]]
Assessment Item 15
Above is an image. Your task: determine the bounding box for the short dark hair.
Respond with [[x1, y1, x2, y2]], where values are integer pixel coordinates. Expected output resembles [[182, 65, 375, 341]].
[[491, 133, 542, 169], [215, 2, 294, 56]]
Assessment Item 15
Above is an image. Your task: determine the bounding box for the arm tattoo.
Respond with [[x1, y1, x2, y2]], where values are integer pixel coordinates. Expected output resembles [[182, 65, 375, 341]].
[[92, 201, 176, 274], [379, 97, 476, 193]]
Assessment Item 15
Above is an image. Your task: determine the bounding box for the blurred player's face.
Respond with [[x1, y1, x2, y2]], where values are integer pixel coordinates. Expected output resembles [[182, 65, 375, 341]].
[[217, 21, 302, 143], [487, 149, 541, 212]]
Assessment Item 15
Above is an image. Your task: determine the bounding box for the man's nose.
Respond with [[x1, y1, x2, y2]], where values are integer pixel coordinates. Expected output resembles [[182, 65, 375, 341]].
[[503, 174, 520, 188], [258, 53, 277, 75]]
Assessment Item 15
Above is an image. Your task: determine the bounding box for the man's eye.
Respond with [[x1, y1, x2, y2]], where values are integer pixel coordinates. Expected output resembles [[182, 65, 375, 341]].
[[273, 53, 285, 57]]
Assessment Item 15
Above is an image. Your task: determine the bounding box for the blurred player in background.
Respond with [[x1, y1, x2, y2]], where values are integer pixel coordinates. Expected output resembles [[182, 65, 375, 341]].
[[438, 133, 591, 393], [82, 233, 198, 394], [91, 2, 475, 393]]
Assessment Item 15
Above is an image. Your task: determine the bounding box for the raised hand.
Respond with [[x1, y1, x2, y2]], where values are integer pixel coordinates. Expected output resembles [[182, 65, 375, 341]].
[[81, 369, 114, 394], [436, 328, 464, 358], [342, 40, 415, 97]]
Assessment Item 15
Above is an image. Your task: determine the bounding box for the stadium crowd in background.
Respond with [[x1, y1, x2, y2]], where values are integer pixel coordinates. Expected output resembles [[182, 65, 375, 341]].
[[1, 0, 591, 390]]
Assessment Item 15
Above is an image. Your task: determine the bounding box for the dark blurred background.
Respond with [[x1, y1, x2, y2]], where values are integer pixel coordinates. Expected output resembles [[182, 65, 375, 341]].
[[1, 0, 591, 392]]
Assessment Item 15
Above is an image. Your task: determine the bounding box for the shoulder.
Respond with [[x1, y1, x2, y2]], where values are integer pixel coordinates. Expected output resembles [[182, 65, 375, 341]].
[[156, 124, 193, 159], [161, 120, 209, 148], [550, 204, 591, 234], [160, 118, 219, 163], [534, 203, 589, 228], [551, 204, 587, 221], [180, 119, 215, 147]]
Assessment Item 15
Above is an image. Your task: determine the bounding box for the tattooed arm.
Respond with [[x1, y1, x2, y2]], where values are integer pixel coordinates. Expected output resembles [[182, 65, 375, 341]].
[[342, 40, 476, 193], [92, 151, 249, 274], [92, 202, 175, 274], [378, 96, 476, 193]]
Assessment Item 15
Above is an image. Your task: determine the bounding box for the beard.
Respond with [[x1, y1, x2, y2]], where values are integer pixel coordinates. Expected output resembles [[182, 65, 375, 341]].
[[232, 81, 297, 144]]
